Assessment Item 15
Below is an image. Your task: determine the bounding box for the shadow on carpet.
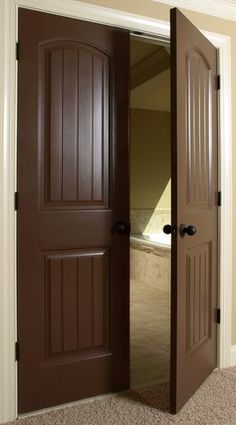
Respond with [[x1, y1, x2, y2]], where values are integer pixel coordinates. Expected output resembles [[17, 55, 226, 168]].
[[122, 382, 170, 411]]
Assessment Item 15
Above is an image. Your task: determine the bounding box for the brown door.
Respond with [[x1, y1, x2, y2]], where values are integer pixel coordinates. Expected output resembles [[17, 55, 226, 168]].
[[17, 9, 130, 413], [170, 9, 218, 412]]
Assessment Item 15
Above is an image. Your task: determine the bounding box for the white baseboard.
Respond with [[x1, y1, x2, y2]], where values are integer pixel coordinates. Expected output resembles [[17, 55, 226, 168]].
[[230, 345, 236, 366]]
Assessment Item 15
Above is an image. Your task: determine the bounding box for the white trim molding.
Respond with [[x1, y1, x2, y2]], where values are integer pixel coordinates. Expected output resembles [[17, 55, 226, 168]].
[[230, 345, 236, 366], [0, 1, 18, 423], [152, 0, 236, 22], [0, 0, 232, 422], [213, 31, 232, 370]]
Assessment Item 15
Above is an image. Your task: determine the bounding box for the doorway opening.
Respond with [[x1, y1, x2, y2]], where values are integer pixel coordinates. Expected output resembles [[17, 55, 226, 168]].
[[129, 35, 171, 395]]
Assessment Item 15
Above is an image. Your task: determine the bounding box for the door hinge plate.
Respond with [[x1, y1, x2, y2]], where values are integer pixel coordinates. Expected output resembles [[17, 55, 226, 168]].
[[14, 192, 19, 211], [218, 191, 221, 207], [132, 30, 145, 36], [16, 42, 19, 61], [217, 75, 220, 90], [15, 342, 19, 361], [217, 308, 221, 324]]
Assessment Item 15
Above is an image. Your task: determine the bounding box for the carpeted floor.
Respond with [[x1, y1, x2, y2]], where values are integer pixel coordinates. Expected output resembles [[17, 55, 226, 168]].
[[5, 367, 236, 425]]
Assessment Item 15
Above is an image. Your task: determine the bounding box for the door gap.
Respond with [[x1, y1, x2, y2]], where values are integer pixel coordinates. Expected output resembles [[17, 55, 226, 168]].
[[129, 34, 171, 409]]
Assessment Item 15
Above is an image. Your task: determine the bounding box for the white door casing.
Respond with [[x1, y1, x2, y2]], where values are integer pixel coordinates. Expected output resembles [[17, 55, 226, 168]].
[[0, 0, 232, 422]]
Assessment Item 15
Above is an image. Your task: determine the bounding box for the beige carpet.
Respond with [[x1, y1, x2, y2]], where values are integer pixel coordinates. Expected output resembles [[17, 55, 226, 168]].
[[5, 367, 236, 425]]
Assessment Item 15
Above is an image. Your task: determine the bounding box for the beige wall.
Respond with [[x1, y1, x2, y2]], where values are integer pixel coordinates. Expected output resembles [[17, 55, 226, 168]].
[[130, 108, 170, 210], [82, 0, 236, 345]]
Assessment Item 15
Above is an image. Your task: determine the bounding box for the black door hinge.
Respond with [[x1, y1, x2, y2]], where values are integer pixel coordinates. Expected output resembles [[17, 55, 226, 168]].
[[16, 42, 20, 61], [218, 191, 221, 207], [217, 308, 221, 324], [14, 192, 19, 211], [217, 75, 220, 90], [15, 342, 20, 361], [132, 30, 145, 36]]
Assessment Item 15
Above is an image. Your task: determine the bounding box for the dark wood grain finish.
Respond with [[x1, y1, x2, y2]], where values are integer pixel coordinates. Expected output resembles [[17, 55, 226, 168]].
[[186, 243, 211, 354], [186, 52, 212, 208], [45, 250, 110, 358], [171, 8, 218, 413], [40, 42, 109, 208], [18, 9, 129, 413]]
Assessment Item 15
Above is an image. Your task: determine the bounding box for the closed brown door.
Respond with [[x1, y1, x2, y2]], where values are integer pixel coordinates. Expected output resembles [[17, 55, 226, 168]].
[[17, 9, 129, 413], [170, 9, 218, 412]]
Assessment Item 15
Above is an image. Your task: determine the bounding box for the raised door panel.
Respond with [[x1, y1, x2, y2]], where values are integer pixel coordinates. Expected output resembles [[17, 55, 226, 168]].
[[186, 243, 211, 355], [40, 42, 109, 209], [186, 51, 212, 209], [44, 249, 110, 362]]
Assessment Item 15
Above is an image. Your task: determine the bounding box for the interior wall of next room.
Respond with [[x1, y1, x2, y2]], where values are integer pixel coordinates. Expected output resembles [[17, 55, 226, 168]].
[[130, 108, 170, 234], [130, 108, 171, 210]]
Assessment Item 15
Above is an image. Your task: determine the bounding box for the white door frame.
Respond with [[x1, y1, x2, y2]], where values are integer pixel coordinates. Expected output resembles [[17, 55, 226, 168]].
[[0, 0, 232, 422]]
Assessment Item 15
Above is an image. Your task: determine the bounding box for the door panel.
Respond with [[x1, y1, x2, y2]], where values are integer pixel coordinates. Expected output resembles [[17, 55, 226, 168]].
[[186, 243, 211, 353], [170, 8, 218, 413], [186, 52, 212, 208], [44, 249, 110, 358], [40, 41, 109, 207], [18, 9, 129, 413]]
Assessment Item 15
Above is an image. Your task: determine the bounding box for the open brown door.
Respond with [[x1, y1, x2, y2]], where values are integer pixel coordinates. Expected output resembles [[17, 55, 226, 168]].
[[170, 8, 218, 412], [17, 9, 130, 413]]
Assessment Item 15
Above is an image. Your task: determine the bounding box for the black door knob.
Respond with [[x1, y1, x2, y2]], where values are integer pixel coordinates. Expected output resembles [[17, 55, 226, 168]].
[[163, 224, 176, 236], [163, 224, 172, 234], [112, 222, 130, 235], [180, 224, 197, 237]]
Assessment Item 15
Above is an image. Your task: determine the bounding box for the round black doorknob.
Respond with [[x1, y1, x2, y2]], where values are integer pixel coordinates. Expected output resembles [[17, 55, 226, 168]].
[[163, 224, 172, 234], [180, 224, 197, 237], [112, 222, 130, 235], [163, 224, 176, 236]]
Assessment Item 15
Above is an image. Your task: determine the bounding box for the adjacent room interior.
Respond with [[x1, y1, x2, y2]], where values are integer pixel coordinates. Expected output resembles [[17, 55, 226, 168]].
[[129, 35, 171, 390]]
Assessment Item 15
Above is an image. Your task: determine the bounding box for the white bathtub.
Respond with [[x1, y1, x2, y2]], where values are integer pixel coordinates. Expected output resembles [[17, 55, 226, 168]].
[[130, 232, 171, 292], [130, 232, 171, 249]]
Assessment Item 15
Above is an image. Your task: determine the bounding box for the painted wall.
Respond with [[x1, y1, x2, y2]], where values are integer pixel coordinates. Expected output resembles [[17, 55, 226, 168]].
[[81, 0, 236, 345], [130, 108, 170, 210]]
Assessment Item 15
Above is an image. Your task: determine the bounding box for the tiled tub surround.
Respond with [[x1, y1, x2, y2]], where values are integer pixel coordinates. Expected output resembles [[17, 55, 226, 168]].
[[130, 235, 171, 293], [130, 208, 171, 235], [130, 235, 171, 388]]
